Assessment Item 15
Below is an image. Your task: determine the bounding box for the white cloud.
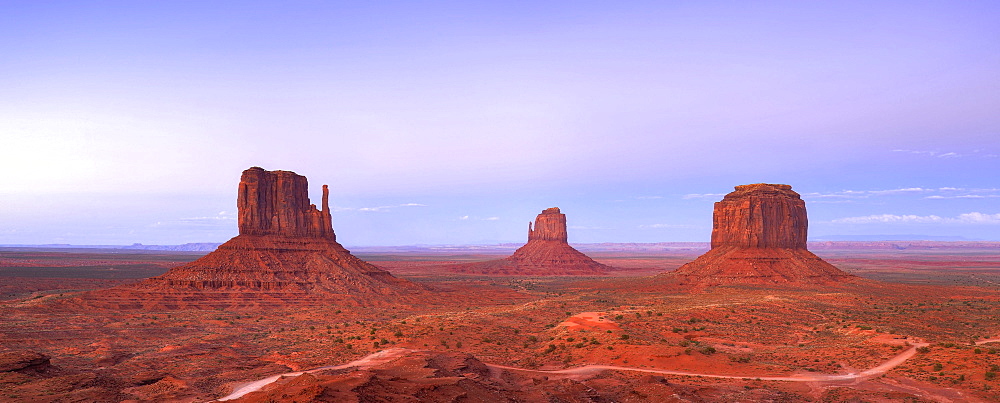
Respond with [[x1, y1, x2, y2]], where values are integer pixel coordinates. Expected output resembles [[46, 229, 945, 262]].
[[344, 203, 427, 212], [682, 193, 725, 200], [925, 194, 999, 199], [457, 215, 500, 221], [892, 149, 961, 158], [832, 214, 944, 224], [806, 187, 1000, 200], [891, 149, 999, 159], [569, 225, 612, 230], [639, 223, 699, 229], [179, 211, 236, 222], [956, 212, 1000, 224], [831, 212, 1000, 225]]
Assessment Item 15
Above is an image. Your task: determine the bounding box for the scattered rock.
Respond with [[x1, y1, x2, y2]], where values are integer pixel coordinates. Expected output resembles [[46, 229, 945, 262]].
[[0, 351, 50, 373]]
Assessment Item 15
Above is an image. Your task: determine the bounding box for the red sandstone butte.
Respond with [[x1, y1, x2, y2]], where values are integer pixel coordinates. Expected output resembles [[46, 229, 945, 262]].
[[670, 184, 855, 285], [88, 167, 423, 309], [452, 207, 610, 275]]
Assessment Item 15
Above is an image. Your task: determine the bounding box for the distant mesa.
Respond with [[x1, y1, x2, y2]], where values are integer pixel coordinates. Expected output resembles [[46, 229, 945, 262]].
[[87, 167, 424, 309], [669, 183, 856, 286], [451, 207, 611, 275]]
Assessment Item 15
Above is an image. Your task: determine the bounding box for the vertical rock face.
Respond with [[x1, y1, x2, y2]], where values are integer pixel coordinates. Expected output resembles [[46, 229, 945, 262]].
[[671, 184, 854, 286], [452, 207, 610, 275], [711, 184, 807, 249], [528, 207, 568, 242], [93, 167, 423, 309], [238, 167, 334, 240]]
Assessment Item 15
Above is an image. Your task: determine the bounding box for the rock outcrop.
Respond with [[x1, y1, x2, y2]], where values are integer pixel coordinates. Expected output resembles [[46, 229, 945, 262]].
[[528, 207, 568, 242], [670, 184, 854, 286], [0, 351, 51, 373], [452, 208, 610, 275], [89, 167, 423, 309], [237, 167, 334, 239]]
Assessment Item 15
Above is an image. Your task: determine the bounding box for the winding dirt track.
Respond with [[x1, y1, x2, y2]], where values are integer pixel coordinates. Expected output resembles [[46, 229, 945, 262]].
[[491, 341, 927, 382], [216, 341, 930, 401], [217, 348, 412, 401]]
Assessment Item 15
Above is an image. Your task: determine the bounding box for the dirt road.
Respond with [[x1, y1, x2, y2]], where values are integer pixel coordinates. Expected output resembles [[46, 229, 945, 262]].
[[217, 340, 930, 400]]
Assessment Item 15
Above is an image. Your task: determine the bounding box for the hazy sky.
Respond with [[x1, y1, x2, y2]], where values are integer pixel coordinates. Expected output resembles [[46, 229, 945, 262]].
[[2, 1, 999, 245]]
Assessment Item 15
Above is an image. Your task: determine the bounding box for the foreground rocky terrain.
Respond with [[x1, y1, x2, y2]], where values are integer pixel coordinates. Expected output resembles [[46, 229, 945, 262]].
[[2, 245, 1000, 402]]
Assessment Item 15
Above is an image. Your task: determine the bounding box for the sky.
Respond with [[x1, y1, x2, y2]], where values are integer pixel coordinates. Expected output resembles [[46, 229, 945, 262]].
[[1, 1, 999, 246]]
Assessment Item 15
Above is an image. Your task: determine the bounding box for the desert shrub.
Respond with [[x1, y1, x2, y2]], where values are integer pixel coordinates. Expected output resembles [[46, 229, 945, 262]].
[[985, 371, 997, 381], [619, 334, 630, 340], [917, 346, 931, 353]]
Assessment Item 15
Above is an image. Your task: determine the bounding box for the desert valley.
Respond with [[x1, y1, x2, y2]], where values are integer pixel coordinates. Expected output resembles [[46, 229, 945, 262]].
[[1, 168, 999, 402]]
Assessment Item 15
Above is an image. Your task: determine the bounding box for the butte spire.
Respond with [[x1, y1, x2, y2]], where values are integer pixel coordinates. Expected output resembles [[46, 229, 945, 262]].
[[669, 183, 855, 286], [452, 207, 611, 275], [90, 167, 423, 309]]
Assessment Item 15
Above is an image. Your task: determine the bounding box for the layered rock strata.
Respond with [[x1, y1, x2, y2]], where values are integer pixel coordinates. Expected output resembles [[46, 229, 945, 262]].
[[90, 167, 422, 308], [671, 184, 854, 285], [452, 208, 610, 275]]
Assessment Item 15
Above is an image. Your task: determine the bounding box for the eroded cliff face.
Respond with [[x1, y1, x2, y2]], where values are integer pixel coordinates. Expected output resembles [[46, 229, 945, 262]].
[[671, 184, 855, 286], [237, 167, 334, 240], [453, 207, 610, 275], [711, 184, 807, 249], [528, 207, 568, 242]]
